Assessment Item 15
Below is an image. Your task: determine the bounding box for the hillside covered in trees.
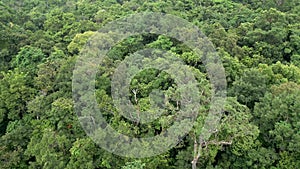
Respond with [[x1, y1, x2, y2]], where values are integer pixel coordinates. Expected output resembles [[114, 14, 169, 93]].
[[0, 0, 300, 168]]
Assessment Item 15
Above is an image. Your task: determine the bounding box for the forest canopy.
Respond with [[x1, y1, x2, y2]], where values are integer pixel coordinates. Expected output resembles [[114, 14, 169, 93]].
[[0, 0, 300, 168]]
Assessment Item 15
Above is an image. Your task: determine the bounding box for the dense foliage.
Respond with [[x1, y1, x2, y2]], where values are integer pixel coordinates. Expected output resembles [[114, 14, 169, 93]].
[[0, 0, 299, 168]]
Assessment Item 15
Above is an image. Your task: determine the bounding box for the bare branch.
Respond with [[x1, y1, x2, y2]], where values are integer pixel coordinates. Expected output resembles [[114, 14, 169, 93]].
[[207, 140, 232, 146]]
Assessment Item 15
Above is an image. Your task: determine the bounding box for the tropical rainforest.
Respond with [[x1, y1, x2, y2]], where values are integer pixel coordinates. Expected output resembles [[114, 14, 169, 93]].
[[0, 0, 300, 168]]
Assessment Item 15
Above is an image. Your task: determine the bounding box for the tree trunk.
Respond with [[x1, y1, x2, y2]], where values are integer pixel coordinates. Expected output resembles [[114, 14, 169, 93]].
[[192, 158, 198, 169]]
